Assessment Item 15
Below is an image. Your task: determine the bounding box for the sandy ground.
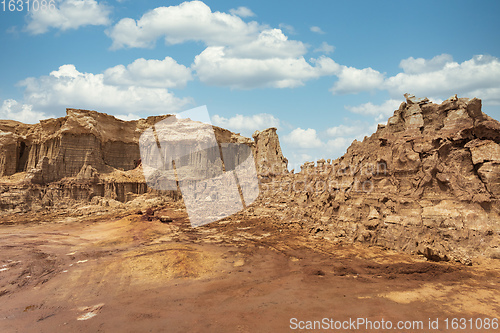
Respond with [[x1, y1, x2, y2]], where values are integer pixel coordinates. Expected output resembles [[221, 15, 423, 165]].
[[0, 204, 499, 332]]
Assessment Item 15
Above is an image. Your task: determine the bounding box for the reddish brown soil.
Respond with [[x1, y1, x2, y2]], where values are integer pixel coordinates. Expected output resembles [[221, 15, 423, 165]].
[[1, 205, 499, 332]]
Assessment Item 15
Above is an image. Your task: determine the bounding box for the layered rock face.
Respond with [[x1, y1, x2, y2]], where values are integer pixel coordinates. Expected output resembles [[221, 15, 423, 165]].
[[264, 95, 500, 264], [0, 108, 287, 213], [0, 131, 19, 177], [253, 128, 288, 176], [0, 109, 169, 181], [2, 97, 499, 264]]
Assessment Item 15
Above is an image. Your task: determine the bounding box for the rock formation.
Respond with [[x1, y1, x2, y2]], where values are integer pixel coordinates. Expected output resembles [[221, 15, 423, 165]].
[[252, 127, 288, 176], [0, 108, 287, 214], [1, 110, 149, 179], [262, 94, 500, 264], [1, 95, 499, 264]]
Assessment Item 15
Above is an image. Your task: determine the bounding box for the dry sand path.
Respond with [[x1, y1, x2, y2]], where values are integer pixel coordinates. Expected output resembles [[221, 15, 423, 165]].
[[1, 205, 499, 332]]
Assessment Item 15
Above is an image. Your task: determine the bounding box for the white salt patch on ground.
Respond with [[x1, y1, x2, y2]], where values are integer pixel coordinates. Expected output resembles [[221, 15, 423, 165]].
[[77, 303, 104, 321]]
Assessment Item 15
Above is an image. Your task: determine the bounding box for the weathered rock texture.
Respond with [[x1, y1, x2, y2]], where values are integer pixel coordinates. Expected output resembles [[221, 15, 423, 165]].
[[253, 128, 288, 176], [2, 97, 499, 265], [261, 95, 500, 264], [0, 108, 286, 213], [0, 109, 159, 179]]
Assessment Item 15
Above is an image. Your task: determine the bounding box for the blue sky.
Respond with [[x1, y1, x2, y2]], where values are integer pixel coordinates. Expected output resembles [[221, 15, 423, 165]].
[[1, 0, 500, 169]]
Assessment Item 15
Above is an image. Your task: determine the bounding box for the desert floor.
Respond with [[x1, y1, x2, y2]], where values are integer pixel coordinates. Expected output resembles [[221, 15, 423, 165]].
[[1, 204, 499, 332]]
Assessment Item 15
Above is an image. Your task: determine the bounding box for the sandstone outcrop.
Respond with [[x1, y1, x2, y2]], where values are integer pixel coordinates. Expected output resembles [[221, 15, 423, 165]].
[[0, 130, 19, 177], [0, 108, 287, 214], [261, 94, 500, 264], [1, 96, 499, 265], [253, 128, 288, 176]]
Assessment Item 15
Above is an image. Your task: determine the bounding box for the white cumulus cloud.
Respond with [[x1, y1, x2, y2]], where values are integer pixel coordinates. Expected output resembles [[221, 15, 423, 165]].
[[326, 137, 351, 151], [314, 42, 335, 54], [103, 57, 192, 88], [229, 6, 255, 17], [326, 124, 364, 137], [310, 26, 325, 34], [193, 47, 339, 89], [211, 113, 280, 133], [224, 29, 307, 59], [106, 1, 344, 90], [19, 64, 192, 116], [399, 54, 454, 74], [385, 54, 500, 105], [0, 99, 54, 123], [283, 128, 323, 148], [106, 1, 262, 49], [25, 0, 111, 35], [331, 66, 386, 95], [345, 99, 402, 122], [331, 54, 500, 106]]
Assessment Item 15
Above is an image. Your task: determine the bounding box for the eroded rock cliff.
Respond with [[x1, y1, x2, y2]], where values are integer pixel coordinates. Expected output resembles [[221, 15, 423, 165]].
[[0, 108, 287, 214], [260, 95, 500, 264], [253, 128, 288, 176], [1, 96, 499, 264], [0, 109, 174, 181]]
